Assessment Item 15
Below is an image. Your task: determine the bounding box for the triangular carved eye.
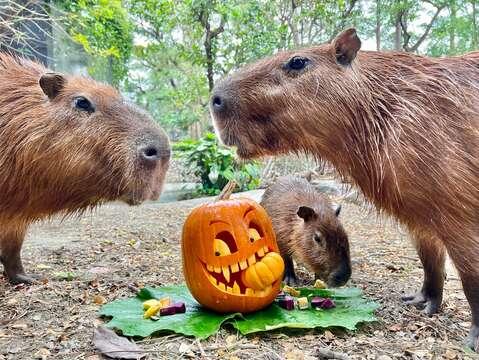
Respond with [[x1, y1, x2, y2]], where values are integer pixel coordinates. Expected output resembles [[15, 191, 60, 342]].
[[214, 231, 237, 255]]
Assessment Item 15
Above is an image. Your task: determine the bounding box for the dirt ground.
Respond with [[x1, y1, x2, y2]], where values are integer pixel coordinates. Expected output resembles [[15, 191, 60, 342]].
[[0, 187, 476, 359]]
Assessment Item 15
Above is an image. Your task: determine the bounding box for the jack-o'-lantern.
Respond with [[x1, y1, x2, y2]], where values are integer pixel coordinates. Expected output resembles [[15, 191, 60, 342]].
[[181, 181, 284, 313]]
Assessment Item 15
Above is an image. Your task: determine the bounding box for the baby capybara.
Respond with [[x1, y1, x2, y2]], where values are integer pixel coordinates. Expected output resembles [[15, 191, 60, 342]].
[[210, 29, 479, 349], [260, 176, 350, 287], [0, 53, 170, 284]]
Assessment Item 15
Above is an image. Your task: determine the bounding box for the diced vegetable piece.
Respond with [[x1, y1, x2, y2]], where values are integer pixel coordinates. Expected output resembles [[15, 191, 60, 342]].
[[313, 279, 327, 289], [172, 302, 186, 314], [277, 295, 295, 310], [283, 285, 300, 297], [159, 297, 171, 308], [311, 297, 336, 309], [143, 299, 159, 310], [297, 297, 309, 310], [143, 303, 162, 319], [159, 306, 177, 316]]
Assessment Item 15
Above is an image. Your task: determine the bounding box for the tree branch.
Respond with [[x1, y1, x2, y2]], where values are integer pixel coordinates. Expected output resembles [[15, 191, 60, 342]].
[[402, 3, 445, 52]]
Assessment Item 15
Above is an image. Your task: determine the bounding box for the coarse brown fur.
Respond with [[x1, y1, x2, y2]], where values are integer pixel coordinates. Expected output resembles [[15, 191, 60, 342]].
[[0, 53, 170, 284], [210, 29, 479, 349], [260, 176, 350, 287]]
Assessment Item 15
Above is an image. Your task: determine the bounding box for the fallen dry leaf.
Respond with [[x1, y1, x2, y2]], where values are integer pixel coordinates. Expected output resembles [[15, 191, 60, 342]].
[[93, 295, 107, 305], [93, 326, 145, 359]]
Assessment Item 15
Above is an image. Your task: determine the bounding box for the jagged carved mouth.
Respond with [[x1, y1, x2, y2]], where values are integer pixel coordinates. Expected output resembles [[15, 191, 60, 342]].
[[202, 246, 281, 297]]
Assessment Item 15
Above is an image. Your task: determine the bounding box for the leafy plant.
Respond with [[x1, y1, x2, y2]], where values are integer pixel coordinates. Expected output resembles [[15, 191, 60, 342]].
[[99, 285, 379, 339], [173, 132, 260, 196]]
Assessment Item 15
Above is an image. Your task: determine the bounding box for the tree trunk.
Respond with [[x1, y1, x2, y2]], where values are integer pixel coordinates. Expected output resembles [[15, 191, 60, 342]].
[[204, 31, 215, 92], [473, 0, 478, 49], [198, 7, 225, 93], [449, 1, 457, 54], [395, 12, 402, 51], [375, 0, 381, 51]]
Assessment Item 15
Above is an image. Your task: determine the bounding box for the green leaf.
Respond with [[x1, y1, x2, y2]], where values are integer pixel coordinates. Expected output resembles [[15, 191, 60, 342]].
[[100, 285, 379, 339], [100, 285, 239, 339]]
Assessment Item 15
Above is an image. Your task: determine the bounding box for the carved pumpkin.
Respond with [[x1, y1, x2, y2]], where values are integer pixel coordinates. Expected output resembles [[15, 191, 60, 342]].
[[181, 181, 285, 313]]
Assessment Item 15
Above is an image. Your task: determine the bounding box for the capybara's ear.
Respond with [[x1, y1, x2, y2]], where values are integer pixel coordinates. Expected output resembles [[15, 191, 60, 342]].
[[332, 28, 361, 66], [297, 206, 317, 222], [39, 72, 66, 99], [334, 204, 342, 217]]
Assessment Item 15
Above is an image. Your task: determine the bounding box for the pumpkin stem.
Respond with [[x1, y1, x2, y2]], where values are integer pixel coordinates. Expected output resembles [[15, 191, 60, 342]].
[[217, 180, 237, 201]]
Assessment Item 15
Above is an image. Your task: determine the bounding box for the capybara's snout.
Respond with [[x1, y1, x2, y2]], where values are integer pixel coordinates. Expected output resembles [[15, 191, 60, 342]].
[[327, 258, 352, 287]]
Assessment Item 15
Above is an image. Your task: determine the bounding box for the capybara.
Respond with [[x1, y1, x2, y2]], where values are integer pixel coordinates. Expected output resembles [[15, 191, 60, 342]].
[[210, 29, 479, 349], [260, 176, 350, 287], [0, 53, 170, 284]]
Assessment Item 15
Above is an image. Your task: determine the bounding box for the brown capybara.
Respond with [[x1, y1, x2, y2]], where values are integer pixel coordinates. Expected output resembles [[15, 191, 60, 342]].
[[260, 176, 350, 287], [210, 29, 479, 349], [0, 53, 170, 285]]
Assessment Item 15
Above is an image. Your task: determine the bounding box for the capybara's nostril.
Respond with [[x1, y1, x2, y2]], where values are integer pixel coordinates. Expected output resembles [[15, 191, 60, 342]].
[[139, 141, 170, 165], [211, 94, 226, 113], [143, 146, 158, 159]]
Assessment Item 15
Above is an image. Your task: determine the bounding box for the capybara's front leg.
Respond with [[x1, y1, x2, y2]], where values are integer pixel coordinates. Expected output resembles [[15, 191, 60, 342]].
[[446, 239, 479, 351], [0, 225, 38, 284], [402, 232, 445, 315], [283, 254, 298, 286]]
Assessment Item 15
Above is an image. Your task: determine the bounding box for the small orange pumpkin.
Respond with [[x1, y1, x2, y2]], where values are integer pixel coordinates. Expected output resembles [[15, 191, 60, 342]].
[[181, 181, 284, 313]]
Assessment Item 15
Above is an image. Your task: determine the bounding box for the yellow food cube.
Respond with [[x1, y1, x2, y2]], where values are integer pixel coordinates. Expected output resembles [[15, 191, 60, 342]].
[[283, 285, 300, 297], [297, 297, 309, 310], [313, 279, 327, 289], [143, 299, 159, 310]]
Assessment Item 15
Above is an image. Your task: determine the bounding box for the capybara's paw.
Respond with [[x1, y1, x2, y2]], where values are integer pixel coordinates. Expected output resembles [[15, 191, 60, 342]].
[[401, 290, 441, 315], [465, 324, 479, 351], [7, 272, 42, 285]]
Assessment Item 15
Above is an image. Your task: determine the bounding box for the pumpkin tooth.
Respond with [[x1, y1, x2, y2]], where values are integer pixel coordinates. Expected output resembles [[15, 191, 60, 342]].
[[232, 281, 240, 294], [245, 288, 254, 296], [263, 246, 269, 253], [239, 260, 247, 270], [214, 266, 221, 273], [257, 247, 265, 257], [230, 263, 239, 273], [222, 266, 230, 283], [226, 285, 233, 293], [247, 254, 256, 266], [207, 264, 214, 272], [219, 282, 226, 291]]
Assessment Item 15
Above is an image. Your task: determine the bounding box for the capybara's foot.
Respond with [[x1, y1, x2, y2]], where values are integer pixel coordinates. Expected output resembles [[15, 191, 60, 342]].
[[283, 274, 298, 286], [401, 290, 442, 315], [465, 324, 479, 351], [6, 272, 41, 285]]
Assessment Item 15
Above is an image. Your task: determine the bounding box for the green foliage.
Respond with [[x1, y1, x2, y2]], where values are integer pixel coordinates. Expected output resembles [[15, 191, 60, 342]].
[[99, 284, 379, 339], [56, 0, 133, 85], [173, 133, 260, 196]]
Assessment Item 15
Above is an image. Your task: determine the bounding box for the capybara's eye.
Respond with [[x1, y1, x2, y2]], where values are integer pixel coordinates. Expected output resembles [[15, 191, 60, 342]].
[[285, 56, 309, 71], [74, 96, 95, 113], [314, 233, 322, 245]]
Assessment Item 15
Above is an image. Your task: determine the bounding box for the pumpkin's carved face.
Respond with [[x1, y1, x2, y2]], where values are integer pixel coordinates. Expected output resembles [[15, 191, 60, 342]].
[[182, 197, 284, 313]]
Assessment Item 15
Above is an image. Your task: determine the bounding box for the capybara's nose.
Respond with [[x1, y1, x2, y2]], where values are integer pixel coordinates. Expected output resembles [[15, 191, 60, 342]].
[[138, 140, 170, 166], [327, 261, 352, 287]]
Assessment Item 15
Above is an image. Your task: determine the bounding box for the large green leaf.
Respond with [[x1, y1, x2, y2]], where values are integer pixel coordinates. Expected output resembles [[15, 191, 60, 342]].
[[99, 285, 240, 339], [233, 287, 378, 335], [99, 285, 379, 339]]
